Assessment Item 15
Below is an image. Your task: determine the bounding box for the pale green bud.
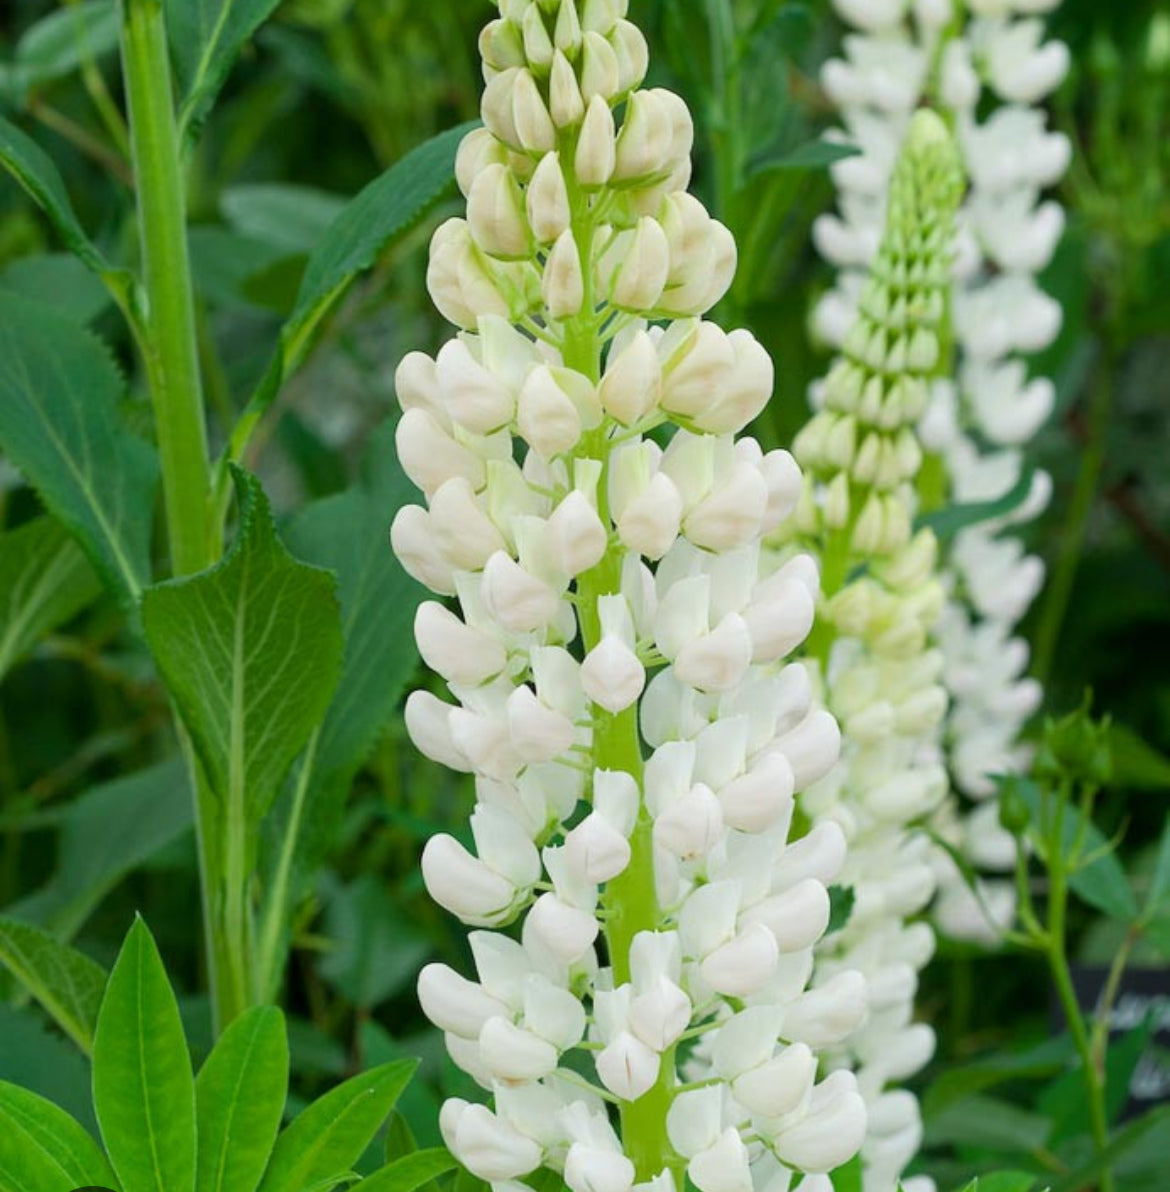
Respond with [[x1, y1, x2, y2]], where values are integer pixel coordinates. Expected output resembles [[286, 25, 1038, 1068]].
[[543, 228, 585, 318], [575, 94, 616, 186], [549, 50, 585, 127], [512, 69, 557, 153], [823, 473, 850, 530], [467, 163, 533, 260], [527, 153, 571, 243], [554, 0, 583, 55], [521, 4, 555, 71], [580, 29, 621, 101]]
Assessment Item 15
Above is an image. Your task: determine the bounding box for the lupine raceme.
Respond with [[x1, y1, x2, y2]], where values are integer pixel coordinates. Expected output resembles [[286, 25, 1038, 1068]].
[[812, 0, 1070, 942], [776, 109, 965, 1192], [391, 2, 870, 1189]]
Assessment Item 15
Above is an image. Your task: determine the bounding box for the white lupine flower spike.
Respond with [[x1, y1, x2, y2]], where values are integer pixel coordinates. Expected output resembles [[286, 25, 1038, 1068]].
[[392, 2, 865, 1187], [776, 111, 965, 1192]]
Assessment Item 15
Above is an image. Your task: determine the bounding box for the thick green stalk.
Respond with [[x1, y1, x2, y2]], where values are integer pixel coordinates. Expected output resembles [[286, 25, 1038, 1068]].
[[120, 0, 214, 578]]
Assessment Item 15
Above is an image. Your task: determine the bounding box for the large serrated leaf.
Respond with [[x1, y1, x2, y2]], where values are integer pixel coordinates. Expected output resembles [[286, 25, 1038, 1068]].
[[167, 0, 284, 143], [231, 123, 471, 457], [0, 918, 106, 1056], [257, 1060, 417, 1192], [0, 296, 158, 607], [0, 116, 129, 293], [196, 1006, 288, 1192], [143, 468, 343, 823], [0, 516, 102, 682], [0, 1080, 117, 1192], [9, 758, 192, 939], [93, 918, 197, 1192]]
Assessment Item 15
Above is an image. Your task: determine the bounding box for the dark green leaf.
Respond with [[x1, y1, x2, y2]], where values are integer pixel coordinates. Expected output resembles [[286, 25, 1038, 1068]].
[[143, 468, 343, 824], [93, 917, 197, 1192], [1048, 1106, 1170, 1192], [10, 758, 192, 939], [1146, 816, 1170, 919], [384, 1113, 417, 1165], [916, 468, 1035, 542], [0, 116, 130, 291], [167, 0, 285, 142], [360, 1022, 443, 1150], [954, 1176, 1039, 1192], [0, 1005, 95, 1131], [0, 253, 112, 324], [0, 516, 102, 682], [188, 227, 290, 310], [0, 918, 106, 1055], [221, 184, 348, 255], [257, 1060, 417, 1192], [196, 1006, 288, 1192], [360, 1150, 458, 1192], [827, 884, 855, 934], [0, 1080, 116, 1192], [747, 137, 859, 179], [1017, 778, 1138, 922], [0, 295, 158, 606], [233, 123, 471, 454], [318, 875, 429, 1009], [924, 1035, 1074, 1116], [1110, 723, 1170, 791], [924, 1094, 1052, 1154], [4, 1, 119, 99]]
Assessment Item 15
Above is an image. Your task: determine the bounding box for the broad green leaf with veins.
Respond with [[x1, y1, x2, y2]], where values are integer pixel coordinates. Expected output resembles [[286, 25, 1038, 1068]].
[[142, 467, 343, 824]]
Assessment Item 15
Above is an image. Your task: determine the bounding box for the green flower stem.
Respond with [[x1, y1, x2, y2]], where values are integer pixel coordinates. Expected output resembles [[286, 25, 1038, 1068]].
[[120, 0, 214, 579], [560, 159, 679, 1182]]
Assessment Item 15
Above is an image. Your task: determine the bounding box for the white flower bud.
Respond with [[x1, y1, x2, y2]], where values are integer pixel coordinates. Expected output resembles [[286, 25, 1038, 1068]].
[[468, 163, 532, 260], [673, 614, 753, 693], [482, 551, 560, 632], [600, 329, 661, 425], [608, 217, 670, 311], [743, 577, 815, 665], [547, 490, 608, 576], [596, 1030, 660, 1101], [614, 89, 673, 181], [661, 322, 736, 419], [391, 505, 456, 596], [429, 477, 507, 569], [507, 685, 575, 762], [582, 635, 645, 712], [549, 49, 586, 128], [667, 1087, 722, 1159], [521, 4, 555, 71], [543, 227, 586, 319], [579, 30, 621, 102], [576, 94, 617, 186], [528, 153, 572, 243], [684, 465, 768, 552], [695, 329, 772, 434], [653, 782, 724, 860], [517, 363, 583, 456], [479, 1015, 559, 1082], [512, 69, 557, 152], [717, 751, 795, 833], [414, 602, 506, 687], [395, 350, 444, 420], [396, 408, 486, 497], [565, 812, 631, 883], [701, 923, 780, 997], [774, 1071, 867, 1175], [405, 690, 470, 771], [770, 709, 841, 789], [782, 971, 867, 1048], [611, 20, 650, 92], [628, 975, 691, 1051], [744, 878, 830, 953], [449, 1102, 543, 1181], [418, 963, 509, 1038], [733, 1042, 816, 1119], [456, 127, 509, 199], [688, 1129, 753, 1192], [564, 1145, 636, 1192], [524, 892, 599, 964], [760, 449, 803, 531], [524, 974, 587, 1050], [617, 472, 682, 560], [554, 1, 583, 54]]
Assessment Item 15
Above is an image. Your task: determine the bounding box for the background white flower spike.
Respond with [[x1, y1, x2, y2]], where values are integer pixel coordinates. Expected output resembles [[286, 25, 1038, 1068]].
[[815, 0, 1071, 956], [393, 1, 862, 1185], [772, 110, 965, 1192]]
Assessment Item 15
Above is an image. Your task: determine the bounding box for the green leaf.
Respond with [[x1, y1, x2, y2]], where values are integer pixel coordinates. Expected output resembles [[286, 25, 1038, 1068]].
[[0, 516, 102, 682], [747, 137, 859, 178], [257, 1060, 417, 1192], [1048, 1106, 1170, 1192], [916, 468, 1036, 541], [0, 1005, 95, 1132], [93, 917, 197, 1192], [0, 253, 112, 324], [0, 918, 106, 1056], [360, 1150, 458, 1192], [826, 884, 856, 934], [924, 1035, 1074, 1116], [1017, 778, 1138, 922], [10, 758, 192, 939], [0, 116, 130, 293], [1145, 815, 1170, 919], [0, 1081, 117, 1192], [924, 1094, 1052, 1154], [232, 123, 471, 456], [196, 1006, 289, 1192], [829, 1153, 863, 1192], [143, 467, 343, 824], [167, 0, 285, 142], [0, 295, 158, 607], [1109, 723, 1170, 791], [384, 1113, 417, 1165], [955, 1176, 1039, 1192], [2, 1, 120, 100], [221, 184, 348, 255]]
